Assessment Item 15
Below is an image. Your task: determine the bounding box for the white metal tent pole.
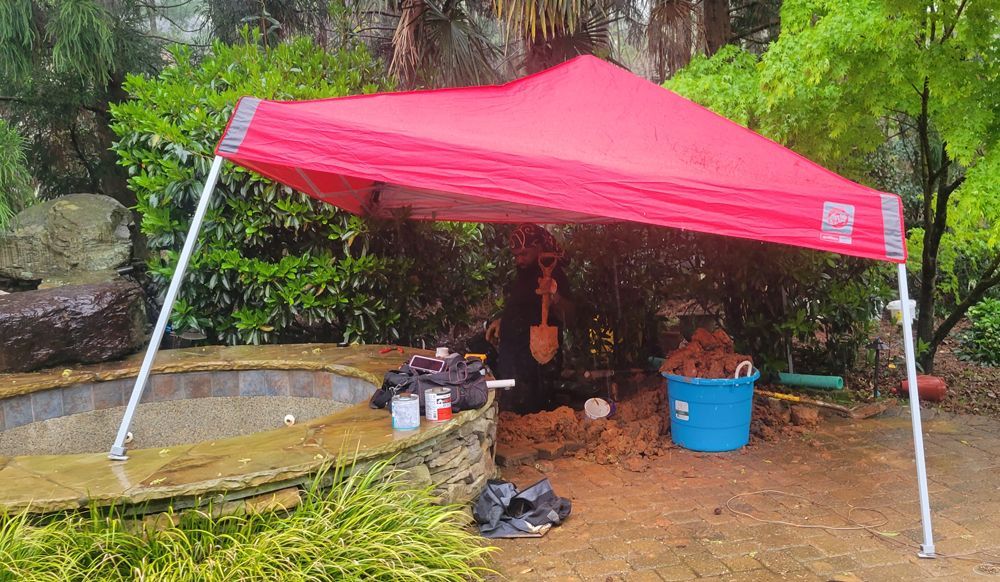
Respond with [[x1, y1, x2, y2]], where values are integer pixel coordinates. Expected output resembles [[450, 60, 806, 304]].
[[896, 263, 936, 557], [108, 155, 226, 460]]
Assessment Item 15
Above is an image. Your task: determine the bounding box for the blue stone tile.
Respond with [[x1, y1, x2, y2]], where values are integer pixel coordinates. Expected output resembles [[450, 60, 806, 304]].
[[3, 394, 34, 429], [31, 389, 64, 421], [268, 371, 290, 396], [212, 373, 239, 397], [62, 384, 94, 415], [331, 377, 358, 403], [93, 380, 124, 410], [349, 377, 376, 403], [239, 371, 278, 397], [288, 371, 315, 397]]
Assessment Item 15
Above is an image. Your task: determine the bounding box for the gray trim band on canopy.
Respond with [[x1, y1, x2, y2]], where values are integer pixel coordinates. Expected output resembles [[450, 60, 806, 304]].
[[295, 168, 323, 197], [218, 97, 262, 154], [881, 194, 905, 260]]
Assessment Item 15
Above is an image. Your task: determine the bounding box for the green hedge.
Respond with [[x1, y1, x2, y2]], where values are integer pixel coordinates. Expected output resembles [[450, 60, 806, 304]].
[[958, 298, 1000, 367], [111, 36, 498, 345]]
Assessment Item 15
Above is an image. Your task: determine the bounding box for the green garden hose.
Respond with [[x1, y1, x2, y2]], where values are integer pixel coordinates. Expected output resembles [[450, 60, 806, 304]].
[[777, 373, 844, 390]]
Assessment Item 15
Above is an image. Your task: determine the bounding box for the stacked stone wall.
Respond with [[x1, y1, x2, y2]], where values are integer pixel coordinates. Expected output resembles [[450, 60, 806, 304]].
[[389, 402, 498, 504]]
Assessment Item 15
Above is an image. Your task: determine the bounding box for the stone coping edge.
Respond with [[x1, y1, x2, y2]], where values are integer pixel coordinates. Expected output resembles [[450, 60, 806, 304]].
[[0, 344, 416, 399]]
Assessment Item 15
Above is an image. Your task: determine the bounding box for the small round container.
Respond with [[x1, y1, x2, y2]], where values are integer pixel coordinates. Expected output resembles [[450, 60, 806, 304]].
[[425, 387, 453, 422], [584, 397, 613, 419], [391, 394, 420, 430], [886, 299, 916, 324], [435, 347, 450, 358]]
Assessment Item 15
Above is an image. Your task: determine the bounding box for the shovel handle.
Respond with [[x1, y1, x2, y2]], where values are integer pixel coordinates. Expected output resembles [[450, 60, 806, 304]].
[[537, 253, 559, 327], [538, 252, 559, 277], [540, 288, 551, 326]]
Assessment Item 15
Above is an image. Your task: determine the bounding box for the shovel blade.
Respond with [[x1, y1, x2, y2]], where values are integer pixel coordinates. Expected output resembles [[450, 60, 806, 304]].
[[530, 325, 559, 364]]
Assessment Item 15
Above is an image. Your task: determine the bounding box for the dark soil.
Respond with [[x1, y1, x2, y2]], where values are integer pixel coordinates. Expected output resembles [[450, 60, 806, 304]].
[[920, 324, 1000, 419], [843, 320, 1000, 420]]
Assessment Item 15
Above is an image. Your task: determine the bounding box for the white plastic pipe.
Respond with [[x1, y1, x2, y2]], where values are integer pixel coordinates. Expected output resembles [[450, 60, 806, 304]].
[[897, 263, 936, 557], [108, 156, 225, 460], [486, 379, 515, 389]]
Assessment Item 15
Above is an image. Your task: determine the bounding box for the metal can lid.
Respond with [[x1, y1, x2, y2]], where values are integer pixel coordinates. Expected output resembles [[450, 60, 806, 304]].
[[393, 393, 418, 401], [427, 387, 451, 395]]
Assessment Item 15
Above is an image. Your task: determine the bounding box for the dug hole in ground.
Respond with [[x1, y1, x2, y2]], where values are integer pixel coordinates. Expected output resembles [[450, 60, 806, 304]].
[[495, 329, 819, 475]]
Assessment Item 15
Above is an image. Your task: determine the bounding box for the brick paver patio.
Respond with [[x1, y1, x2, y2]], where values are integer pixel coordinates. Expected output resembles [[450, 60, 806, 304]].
[[489, 408, 1000, 581]]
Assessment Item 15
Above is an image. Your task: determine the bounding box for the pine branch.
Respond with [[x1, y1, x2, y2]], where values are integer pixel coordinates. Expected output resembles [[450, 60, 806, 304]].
[[139, 0, 198, 8], [142, 33, 211, 47]]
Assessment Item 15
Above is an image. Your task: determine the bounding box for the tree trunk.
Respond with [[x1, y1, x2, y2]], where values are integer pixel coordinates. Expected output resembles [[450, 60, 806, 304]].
[[703, 0, 731, 55], [916, 252, 938, 372], [147, 3, 158, 34], [91, 73, 134, 208], [914, 80, 939, 373]]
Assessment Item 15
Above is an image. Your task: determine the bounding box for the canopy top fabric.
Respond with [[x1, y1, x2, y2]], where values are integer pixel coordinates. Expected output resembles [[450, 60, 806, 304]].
[[215, 55, 906, 263]]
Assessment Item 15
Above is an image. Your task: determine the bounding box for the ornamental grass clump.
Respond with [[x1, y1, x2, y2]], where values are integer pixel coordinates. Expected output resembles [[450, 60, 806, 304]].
[[0, 460, 494, 581]]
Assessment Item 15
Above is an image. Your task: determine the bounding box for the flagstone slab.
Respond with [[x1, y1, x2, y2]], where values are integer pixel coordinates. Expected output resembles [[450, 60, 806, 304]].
[[10, 446, 193, 507], [0, 463, 83, 513]]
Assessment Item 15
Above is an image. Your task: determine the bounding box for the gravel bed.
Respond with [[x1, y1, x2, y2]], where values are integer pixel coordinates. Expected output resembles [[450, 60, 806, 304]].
[[0, 396, 351, 456]]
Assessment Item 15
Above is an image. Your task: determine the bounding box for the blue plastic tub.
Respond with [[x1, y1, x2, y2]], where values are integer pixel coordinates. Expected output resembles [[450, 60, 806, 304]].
[[663, 369, 760, 452]]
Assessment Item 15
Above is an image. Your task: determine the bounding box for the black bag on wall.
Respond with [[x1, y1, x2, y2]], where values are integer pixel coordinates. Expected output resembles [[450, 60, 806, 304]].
[[370, 354, 488, 412]]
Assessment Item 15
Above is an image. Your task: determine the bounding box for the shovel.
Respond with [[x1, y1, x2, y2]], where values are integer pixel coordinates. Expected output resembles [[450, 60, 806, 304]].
[[530, 253, 560, 364]]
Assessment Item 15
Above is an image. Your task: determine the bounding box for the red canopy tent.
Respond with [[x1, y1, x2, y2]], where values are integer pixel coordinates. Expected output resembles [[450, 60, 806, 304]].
[[110, 55, 935, 556], [213, 55, 905, 263]]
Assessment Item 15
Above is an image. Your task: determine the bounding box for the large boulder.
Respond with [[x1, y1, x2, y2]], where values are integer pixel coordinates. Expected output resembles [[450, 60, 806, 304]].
[[0, 193, 132, 281], [0, 280, 147, 373]]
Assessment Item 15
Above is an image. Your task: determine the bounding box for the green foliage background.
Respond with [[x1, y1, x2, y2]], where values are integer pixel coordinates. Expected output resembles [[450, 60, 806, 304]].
[[0, 119, 34, 231], [0, 0, 161, 203], [667, 0, 1000, 371], [958, 298, 1000, 367], [111, 36, 499, 346]]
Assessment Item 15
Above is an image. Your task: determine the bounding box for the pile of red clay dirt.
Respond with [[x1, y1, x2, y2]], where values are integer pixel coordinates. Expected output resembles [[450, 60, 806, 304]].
[[496, 332, 809, 471], [749, 399, 811, 443], [658, 328, 753, 378], [496, 383, 670, 472]]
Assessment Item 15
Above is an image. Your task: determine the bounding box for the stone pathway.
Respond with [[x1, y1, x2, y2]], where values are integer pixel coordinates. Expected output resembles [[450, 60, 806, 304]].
[[490, 409, 1000, 581]]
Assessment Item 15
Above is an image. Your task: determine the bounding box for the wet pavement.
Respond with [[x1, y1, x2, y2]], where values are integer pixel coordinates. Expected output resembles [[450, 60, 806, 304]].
[[490, 408, 1000, 581]]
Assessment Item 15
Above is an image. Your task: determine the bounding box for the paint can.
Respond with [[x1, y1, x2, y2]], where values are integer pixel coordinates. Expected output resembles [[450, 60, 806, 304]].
[[425, 387, 453, 422], [391, 393, 420, 430]]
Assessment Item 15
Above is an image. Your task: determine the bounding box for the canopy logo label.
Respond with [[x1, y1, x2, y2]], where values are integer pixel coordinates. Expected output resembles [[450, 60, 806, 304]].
[[820, 202, 855, 244]]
